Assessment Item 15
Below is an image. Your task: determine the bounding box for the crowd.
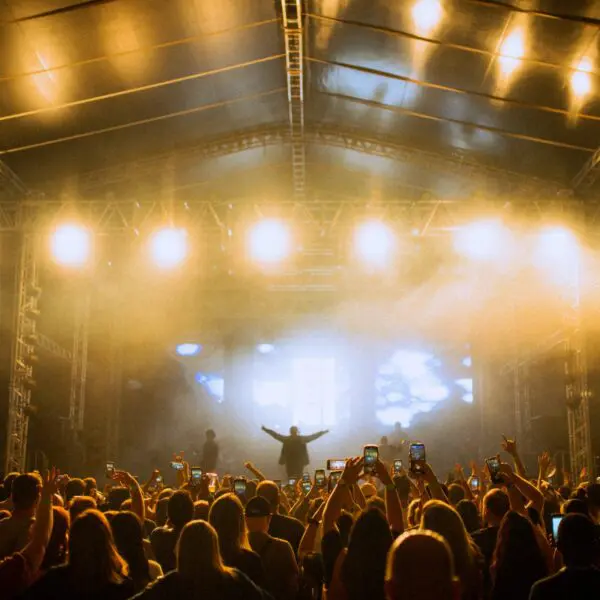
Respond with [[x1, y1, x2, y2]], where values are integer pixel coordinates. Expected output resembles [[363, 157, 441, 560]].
[[0, 434, 599, 600]]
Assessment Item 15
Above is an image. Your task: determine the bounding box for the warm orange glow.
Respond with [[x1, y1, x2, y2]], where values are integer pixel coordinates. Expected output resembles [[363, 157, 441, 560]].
[[498, 28, 525, 77], [411, 0, 443, 36], [571, 56, 593, 99]]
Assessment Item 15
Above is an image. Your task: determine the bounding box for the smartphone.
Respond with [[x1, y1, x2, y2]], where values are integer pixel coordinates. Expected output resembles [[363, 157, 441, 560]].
[[409, 442, 426, 475], [207, 473, 218, 494], [327, 459, 346, 471], [470, 476, 480, 491], [191, 467, 202, 484], [105, 461, 115, 478], [234, 478, 247, 496], [551, 514, 563, 541], [170, 461, 184, 471], [393, 459, 403, 475], [288, 478, 297, 487], [315, 469, 326, 488], [302, 472, 311, 483], [485, 457, 502, 484], [363, 445, 379, 474], [155, 474, 163, 485], [328, 470, 342, 493], [302, 481, 311, 494]]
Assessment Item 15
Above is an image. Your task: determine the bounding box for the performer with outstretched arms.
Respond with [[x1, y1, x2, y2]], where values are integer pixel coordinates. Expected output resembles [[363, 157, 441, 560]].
[[261, 425, 329, 478]]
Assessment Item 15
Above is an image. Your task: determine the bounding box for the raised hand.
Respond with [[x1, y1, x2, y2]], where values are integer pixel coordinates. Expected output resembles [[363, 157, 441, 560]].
[[501, 435, 518, 456], [341, 457, 363, 486], [374, 459, 393, 486], [538, 451, 551, 475], [113, 470, 137, 486], [42, 467, 60, 497]]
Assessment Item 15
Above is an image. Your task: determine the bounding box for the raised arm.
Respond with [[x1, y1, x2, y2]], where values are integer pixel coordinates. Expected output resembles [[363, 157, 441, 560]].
[[422, 463, 449, 504], [301, 429, 329, 443], [261, 425, 286, 443], [375, 460, 404, 534], [244, 461, 267, 482], [114, 470, 146, 521], [323, 457, 362, 534], [502, 435, 527, 478], [499, 461, 544, 517]]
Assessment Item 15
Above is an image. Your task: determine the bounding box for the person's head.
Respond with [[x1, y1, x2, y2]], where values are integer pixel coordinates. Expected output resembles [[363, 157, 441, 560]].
[[176, 520, 229, 583], [245, 496, 272, 534], [65, 478, 86, 503], [167, 490, 194, 530], [407, 499, 422, 528], [557, 513, 599, 567], [245, 480, 257, 500], [492, 511, 548, 595], [586, 483, 600, 522], [366, 495, 386, 515], [456, 500, 481, 533], [69, 496, 97, 523], [83, 477, 97, 497], [420, 501, 474, 589], [68, 510, 127, 586], [385, 529, 460, 600], [337, 511, 354, 547], [482, 488, 510, 527], [120, 499, 133, 511], [41, 506, 70, 570], [155, 497, 170, 527], [361, 483, 378, 500], [563, 498, 590, 517], [289, 426, 299, 436], [110, 511, 149, 590], [342, 508, 394, 600], [11, 473, 41, 512], [447, 484, 465, 507], [106, 487, 130, 511], [257, 480, 280, 513], [194, 500, 210, 521], [209, 493, 249, 562], [205, 429, 216, 441]]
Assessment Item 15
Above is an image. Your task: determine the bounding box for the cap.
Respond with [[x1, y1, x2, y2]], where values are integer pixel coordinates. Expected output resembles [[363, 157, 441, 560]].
[[245, 496, 272, 518]]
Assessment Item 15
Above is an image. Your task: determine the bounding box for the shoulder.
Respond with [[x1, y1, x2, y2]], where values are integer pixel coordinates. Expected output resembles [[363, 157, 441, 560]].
[[131, 571, 178, 599], [283, 514, 304, 531], [229, 569, 265, 597], [148, 560, 163, 580]]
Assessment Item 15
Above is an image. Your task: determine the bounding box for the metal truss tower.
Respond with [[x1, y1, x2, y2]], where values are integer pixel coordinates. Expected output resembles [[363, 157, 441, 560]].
[[5, 235, 40, 472], [69, 290, 91, 432], [281, 0, 306, 199]]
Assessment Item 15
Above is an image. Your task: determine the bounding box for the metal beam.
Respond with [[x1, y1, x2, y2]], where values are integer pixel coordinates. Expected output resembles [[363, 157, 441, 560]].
[[572, 146, 600, 194], [281, 0, 306, 199]]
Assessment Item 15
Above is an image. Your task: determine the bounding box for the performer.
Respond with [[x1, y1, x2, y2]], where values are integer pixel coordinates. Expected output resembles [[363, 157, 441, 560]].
[[201, 429, 219, 472], [261, 425, 329, 478]]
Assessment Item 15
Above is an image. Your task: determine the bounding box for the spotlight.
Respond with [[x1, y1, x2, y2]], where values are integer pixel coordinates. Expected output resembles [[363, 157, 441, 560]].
[[534, 226, 580, 283], [176, 343, 202, 357], [354, 220, 396, 268], [149, 228, 188, 269], [498, 28, 525, 77], [247, 219, 291, 265], [257, 343, 275, 354], [453, 220, 509, 261], [571, 56, 593, 99], [411, 0, 443, 36], [50, 224, 92, 268]]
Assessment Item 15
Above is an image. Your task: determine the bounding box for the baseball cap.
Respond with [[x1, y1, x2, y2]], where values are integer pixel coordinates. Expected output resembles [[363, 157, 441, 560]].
[[245, 496, 272, 518]]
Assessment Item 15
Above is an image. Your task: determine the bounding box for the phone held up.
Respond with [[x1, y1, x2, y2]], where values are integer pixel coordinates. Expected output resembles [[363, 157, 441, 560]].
[[190, 467, 202, 485], [328, 470, 342, 493], [170, 461, 184, 471], [315, 469, 326, 488], [409, 442, 426, 476], [485, 457, 502, 484], [105, 461, 115, 478], [363, 445, 379, 475], [470, 475, 479, 491], [234, 478, 247, 496], [326, 459, 346, 471], [393, 459, 403, 475]]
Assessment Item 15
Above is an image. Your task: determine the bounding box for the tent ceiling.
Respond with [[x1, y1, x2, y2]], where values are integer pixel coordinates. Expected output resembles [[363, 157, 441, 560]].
[[0, 0, 599, 202]]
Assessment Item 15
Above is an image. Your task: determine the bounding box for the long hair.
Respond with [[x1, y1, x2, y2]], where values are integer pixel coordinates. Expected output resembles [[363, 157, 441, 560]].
[[176, 520, 232, 588], [110, 511, 151, 592], [341, 508, 393, 600], [208, 493, 250, 565], [491, 511, 548, 600], [68, 510, 127, 589], [421, 500, 479, 596], [41, 507, 69, 570]]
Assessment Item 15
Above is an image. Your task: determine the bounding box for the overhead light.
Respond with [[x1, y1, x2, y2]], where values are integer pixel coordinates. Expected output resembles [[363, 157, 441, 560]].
[[50, 224, 92, 268], [411, 0, 443, 36], [257, 343, 275, 354], [571, 56, 593, 99], [176, 343, 202, 357], [453, 220, 510, 261], [354, 220, 396, 268], [247, 219, 292, 265], [149, 228, 189, 269], [498, 27, 525, 78]]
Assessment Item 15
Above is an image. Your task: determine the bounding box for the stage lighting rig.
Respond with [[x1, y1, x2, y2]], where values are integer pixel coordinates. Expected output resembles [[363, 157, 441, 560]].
[[247, 219, 292, 265], [149, 227, 189, 269], [353, 220, 396, 268], [50, 224, 92, 268]]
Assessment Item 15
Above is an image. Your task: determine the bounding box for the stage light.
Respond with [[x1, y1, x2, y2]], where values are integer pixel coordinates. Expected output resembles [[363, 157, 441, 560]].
[[257, 343, 275, 354], [571, 56, 593, 99], [149, 228, 188, 269], [176, 343, 202, 357], [247, 219, 292, 264], [534, 226, 580, 283], [354, 220, 396, 267], [453, 220, 509, 261], [411, 0, 443, 36], [498, 28, 525, 77], [50, 224, 92, 268]]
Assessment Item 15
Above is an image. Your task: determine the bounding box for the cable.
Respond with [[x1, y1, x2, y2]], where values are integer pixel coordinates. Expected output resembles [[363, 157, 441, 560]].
[[306, 57, 600, 122], [0, 88, 287, 155], [2, 0, 119, 24], [318, 90, 595, 153], [0, 19, 278, 84], [0, 55, 284, 123], [307, 14, 599, 76]]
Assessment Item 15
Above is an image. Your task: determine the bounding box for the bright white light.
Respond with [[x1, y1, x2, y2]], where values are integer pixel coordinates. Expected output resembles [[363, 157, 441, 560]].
[[456, 378, 473, 393], [149, 228, 189, 269], [534, 226, 580, 285], [247, 219, 292, 264], [498, 28, 525, 77], [462, 393, 474, 404], [50, 224, 92, 267], [354, 220, 396, 267], [176, 343, 201, 357], [409, 375, 449, 403], [454, 220, 509, 261], [462, 356, 472, 367], [411, 0, 443, 36], [257, 343, 275, 354], [390, 350, 432, 380], [571, 56, 593, 99]]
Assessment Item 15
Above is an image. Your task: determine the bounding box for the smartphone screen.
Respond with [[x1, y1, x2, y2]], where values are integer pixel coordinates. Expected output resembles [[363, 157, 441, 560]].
[[409, 443, 426, 474], [234, 479, 247, 496], [486, 457, 501, 484], [207, 473, 218, 494], [315, 469, 326, 487], [106, 461, 115, 477], [288, 478, 297, 487], [393, 459, 403, 475], [327, 459, 346, 471], [191, 467, 202, 483], [551, 514, 563, 540], [470, 476, 479, 490], [170, 461, 184, 471], [302, 481, 311, 494], [329, 470, 342, 492], [364, 445, 379, 473], [302, 472, 311, 483]]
